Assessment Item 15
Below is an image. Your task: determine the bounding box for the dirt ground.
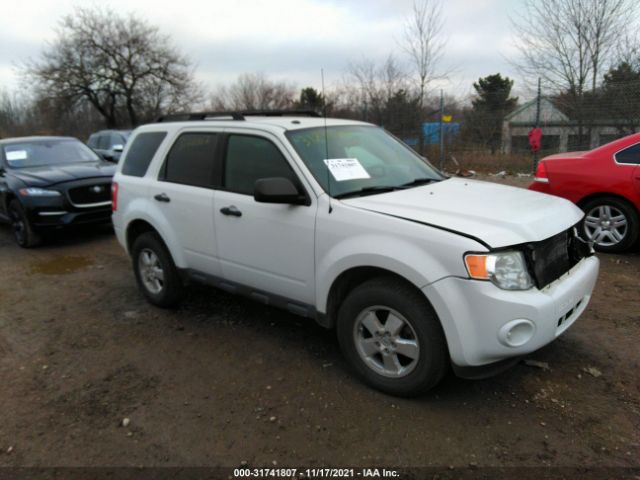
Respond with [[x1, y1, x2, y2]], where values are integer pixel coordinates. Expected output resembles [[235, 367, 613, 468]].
[[0, 175, 638, 475]]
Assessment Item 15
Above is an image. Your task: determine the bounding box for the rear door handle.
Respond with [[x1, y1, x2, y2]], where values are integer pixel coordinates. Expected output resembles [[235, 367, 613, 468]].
[[220, 205, 242, 217], [154, 193, 170, 203]]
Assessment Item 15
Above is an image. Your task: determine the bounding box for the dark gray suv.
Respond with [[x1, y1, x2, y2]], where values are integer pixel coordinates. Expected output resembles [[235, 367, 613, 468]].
[[87, 130, 131, 162]]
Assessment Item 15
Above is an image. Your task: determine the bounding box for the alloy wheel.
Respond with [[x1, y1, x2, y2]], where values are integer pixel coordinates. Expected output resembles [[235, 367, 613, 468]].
[[353, 306, 420, 378], [138, 248, 165, 294], [583, 205, 628, 247]]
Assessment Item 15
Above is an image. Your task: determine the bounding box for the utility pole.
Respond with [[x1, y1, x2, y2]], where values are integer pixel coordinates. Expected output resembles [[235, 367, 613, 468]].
[[439, 89, 445, 170], [533, 77, 541, 171]]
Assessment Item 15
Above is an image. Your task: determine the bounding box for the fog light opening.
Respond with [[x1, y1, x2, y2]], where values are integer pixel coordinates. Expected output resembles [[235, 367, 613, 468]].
[[499, 319, 535, 347]]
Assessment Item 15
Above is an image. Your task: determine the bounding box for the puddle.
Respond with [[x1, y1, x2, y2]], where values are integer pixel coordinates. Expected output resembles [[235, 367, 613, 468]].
[[30, 255, 94, 275]]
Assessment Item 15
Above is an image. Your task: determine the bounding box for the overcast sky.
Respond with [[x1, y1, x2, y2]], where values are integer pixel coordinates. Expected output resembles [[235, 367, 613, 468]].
[[0, 0, 529, 99]]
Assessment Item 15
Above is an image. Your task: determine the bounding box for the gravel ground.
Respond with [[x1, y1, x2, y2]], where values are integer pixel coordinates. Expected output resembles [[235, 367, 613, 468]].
[[0, 176, 638, 475]]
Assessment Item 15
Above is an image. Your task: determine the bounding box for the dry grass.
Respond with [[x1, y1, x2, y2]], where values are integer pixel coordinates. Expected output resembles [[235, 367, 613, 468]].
[[447, 150, 534, 174], [421, 145, 536, 174]]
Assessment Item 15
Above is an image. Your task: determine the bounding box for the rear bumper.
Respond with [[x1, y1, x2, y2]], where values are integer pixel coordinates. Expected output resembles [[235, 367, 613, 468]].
[[423, 255, 599, 367], [528, 181, 551, 194]]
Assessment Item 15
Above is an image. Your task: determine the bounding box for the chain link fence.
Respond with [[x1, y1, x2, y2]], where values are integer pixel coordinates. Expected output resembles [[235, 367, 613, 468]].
[[334, 78, 640, 175]]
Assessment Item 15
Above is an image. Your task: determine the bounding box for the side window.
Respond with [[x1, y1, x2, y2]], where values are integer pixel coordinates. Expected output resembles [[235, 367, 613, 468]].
[[121, 132, 167, 177], [224, 135, 298, 195], [87, 135, 98, 148], [110, 133, 124, 148], [162, 132, 218, 188], [97, 135, 110, 150], [615, 143, 640, 165]]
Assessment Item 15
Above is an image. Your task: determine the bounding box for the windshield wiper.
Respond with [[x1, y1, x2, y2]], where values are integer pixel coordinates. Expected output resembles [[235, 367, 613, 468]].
[[399, 178, 438, 188], [333, 185, 402, 199]]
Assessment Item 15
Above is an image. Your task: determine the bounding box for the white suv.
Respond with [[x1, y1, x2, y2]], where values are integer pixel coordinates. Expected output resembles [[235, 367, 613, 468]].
[[112, 111, 599, 396]]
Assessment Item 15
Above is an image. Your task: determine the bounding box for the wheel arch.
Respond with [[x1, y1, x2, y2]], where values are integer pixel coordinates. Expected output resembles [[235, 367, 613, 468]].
[[321, 266, 434, 329], [126, 219, 158, 252], [124, 217, 185, 267], [3, 192, 17, 212], [576, 191, 638, 212]]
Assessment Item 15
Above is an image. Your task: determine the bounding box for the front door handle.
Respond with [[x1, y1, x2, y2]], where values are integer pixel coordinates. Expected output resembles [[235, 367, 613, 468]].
[[154, 193, 171, 203], [220, 205, 242, 217]]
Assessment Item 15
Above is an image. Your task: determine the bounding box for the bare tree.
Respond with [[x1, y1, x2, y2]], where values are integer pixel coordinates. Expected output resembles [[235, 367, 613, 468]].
[[211, 73, 296, 111], [584, 0, 635, 92], [26, 6, 201, 128], [0, 89, 26, 137], [400, 0, 447, 151], [616, 32, 640, 70], [512, 0, 636, 95], [343, 55, 408, 122], [512, 0, 636, 148]]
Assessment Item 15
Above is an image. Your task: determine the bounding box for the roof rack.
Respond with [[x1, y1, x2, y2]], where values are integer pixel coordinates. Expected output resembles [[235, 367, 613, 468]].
[[157, 109, 321, 122]]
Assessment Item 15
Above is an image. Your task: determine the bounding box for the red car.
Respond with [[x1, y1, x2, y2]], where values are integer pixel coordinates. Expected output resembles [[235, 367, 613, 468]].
[[529, 133, 640, 252]]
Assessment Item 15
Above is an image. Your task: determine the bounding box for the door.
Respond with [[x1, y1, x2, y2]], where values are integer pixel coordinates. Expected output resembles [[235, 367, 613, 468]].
[[96, 134, 110, 159], [214, 132, 317, 305], [147, 131, 222, 276], [614, 142, 640, 197], [0, 155, 9, 221]]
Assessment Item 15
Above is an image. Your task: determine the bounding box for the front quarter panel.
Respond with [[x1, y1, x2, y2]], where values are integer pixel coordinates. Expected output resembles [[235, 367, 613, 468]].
[[315, 195, 485, 313]]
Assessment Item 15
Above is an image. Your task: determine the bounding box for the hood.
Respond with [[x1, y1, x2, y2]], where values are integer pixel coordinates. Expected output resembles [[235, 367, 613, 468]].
[[9, 162, 116, 187], [341, 178, 584, 248]]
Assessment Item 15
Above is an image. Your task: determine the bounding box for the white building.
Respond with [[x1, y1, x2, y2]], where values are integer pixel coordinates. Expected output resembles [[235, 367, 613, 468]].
[[501, 97, 634, 154]]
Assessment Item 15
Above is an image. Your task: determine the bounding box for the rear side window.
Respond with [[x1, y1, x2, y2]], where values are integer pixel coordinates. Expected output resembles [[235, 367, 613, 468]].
[[87, 134, 98, 148], [110, 133, 125, 148], [615, 143, 640, 164], [121, 132, 167, 177], [162, 132, 218, 188], [97, 135, 110, 150], [224, 135, 297, 195]]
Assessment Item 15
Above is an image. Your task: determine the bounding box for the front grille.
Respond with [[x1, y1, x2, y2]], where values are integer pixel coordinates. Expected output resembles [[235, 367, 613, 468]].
[[524, 227, 592, 289], [68, 182, 111, 206]]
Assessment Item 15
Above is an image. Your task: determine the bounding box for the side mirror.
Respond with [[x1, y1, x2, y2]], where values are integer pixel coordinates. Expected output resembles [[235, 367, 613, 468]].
[[112, 144, 124, 153], [254, 177, 306, 205]]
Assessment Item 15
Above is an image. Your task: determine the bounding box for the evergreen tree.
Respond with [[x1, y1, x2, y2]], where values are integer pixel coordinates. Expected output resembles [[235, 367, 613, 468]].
[[467, 74, 518, 153], [297, 87, 325, 111]]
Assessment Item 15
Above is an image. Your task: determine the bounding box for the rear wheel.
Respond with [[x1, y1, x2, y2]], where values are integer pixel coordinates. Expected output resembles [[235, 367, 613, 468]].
[[8, 200, 41, 248], [336, 277, 448, 397], [131, 232, 185, 308], [581, 196, 639, 253]]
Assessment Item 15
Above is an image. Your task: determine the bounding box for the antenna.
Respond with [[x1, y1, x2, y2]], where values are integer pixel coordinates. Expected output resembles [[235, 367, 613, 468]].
[[321, 68, 332, 213]]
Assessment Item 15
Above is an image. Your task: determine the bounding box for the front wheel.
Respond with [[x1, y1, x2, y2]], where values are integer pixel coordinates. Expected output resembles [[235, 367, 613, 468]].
[[581, 196, 639, 253], [336, 277, 448, 397], [8, 200, 41, 248]]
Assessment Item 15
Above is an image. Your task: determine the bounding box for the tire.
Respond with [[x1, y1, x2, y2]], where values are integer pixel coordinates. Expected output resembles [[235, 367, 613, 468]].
[[8, 200, 42, 248], [336, 276, 448, 397], [131, 232, 185, 308], [580, 196, 639, 253]]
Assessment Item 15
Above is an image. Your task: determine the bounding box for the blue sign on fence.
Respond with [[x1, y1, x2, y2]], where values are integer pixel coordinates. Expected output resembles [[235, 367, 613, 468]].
[[403, 122, 460, 146], [422, 122, 460, 144]]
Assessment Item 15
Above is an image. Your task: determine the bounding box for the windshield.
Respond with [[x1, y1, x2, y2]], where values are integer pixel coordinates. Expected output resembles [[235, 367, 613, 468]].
[[2, 139, 101, 168], [286, 125, 443, 198]]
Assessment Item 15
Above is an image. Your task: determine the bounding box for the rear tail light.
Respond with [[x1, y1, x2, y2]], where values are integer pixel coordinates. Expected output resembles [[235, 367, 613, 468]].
[[111, 182, 118, 211], [534, 162, 549, 183]]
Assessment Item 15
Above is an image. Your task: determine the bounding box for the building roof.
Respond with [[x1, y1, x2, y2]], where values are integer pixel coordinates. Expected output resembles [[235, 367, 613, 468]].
[[504, 97, 569, 125]]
